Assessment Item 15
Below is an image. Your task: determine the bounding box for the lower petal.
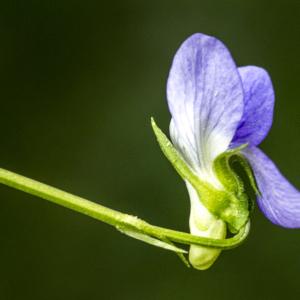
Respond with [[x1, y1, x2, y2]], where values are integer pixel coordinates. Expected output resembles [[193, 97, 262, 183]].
[[242, 147, 300, 228]]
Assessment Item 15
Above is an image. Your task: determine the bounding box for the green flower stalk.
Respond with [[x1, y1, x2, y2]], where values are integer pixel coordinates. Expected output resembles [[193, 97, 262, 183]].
[[0, 167, 250, 266]]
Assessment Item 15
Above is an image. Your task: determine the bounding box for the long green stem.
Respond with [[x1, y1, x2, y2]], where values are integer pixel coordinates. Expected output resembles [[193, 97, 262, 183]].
[[0, 168, 249, 250]]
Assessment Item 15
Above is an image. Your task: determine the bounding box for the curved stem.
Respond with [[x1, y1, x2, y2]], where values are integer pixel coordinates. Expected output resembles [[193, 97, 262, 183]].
[[0, 168, 250, 250]]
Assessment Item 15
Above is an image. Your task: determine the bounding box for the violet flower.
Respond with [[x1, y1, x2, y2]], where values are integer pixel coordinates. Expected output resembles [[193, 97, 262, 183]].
[[157, 33, 299, 269]]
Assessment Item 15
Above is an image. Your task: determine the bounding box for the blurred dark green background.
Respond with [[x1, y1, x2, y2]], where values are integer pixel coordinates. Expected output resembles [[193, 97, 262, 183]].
[[0, 1, 299, 299]]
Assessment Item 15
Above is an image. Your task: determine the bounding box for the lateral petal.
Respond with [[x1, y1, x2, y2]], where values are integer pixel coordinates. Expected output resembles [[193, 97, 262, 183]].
[[243, 147, 300, 228]]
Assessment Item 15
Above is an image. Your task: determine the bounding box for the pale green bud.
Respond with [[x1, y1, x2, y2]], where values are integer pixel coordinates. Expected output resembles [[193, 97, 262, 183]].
[[186, 181, 226, 270]]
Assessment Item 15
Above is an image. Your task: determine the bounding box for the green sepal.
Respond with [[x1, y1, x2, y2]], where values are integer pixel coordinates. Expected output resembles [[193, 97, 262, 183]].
[[118, 225, 191, 267], [117, 226, 187, 254], [213, 146, 260, 232], [151, 118, 216, 196], [151, 118, 225, 212], [213, 144, 248, 194], [230, 154, 260, 198]]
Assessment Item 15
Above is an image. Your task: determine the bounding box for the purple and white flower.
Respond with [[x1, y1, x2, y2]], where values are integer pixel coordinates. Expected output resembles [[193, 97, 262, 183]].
[[165, 33, 300, 269]]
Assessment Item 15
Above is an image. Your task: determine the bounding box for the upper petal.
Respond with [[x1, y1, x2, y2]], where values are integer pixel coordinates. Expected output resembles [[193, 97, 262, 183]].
[[243, 147, 300, 228], [232, 66, 275, 146], [167, 33, 244, 177]]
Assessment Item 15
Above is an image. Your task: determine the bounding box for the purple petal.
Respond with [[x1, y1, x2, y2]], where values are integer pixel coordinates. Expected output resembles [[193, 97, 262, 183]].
[[243, 147, 300, 228], [167, 33, 244, 173], [232, 66, 275, 146]]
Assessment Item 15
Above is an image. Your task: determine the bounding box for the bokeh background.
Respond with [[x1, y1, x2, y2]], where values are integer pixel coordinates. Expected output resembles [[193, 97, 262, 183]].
[[0, 1, 299, 299]]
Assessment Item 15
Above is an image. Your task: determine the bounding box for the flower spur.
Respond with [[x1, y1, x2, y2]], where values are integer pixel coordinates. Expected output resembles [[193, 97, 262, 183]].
[[152, 33, 300, 270]]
